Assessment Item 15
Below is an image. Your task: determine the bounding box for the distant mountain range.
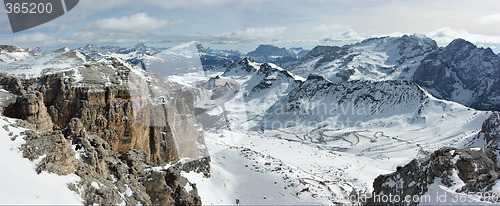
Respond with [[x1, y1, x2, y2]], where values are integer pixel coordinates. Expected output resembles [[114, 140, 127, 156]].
[[246, 44, 308, 67], [289, 35, 500, 111], [2, 34, 500, 205]]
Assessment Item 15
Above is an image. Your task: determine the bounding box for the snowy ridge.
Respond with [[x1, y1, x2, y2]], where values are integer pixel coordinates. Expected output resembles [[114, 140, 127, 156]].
[[0, 45, 31, 63], [0, 48, 89, 79], [291, 35, 500, 110], [290, 34, 438, 82], [246, 44, 308, 67]]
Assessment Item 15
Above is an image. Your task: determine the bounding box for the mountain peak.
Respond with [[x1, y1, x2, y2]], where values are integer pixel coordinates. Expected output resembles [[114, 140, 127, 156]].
[[134, 43, 147, 49], [305, 45, 340, 59], [442, 38, 498, 61], [247, 44, 289, 56], [447, 38, 475, 49], [306, 73, 330, 82], [0, 45, 25, 52], [83, 44, 97, 50]]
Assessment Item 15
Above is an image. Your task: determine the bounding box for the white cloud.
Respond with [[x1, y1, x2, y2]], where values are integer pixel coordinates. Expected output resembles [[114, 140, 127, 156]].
[[146, 0, 265, 9], [88, 13, 181, 32], [311, 24, 363, 43], [427, 27, 500, 45], [230, 27, 286, 40], [0, 26, 288, 48], [11, 33, 56, 44], [479, 14, 500, 25], [312, 24, 345, 32], [209, 27, 287, 44]]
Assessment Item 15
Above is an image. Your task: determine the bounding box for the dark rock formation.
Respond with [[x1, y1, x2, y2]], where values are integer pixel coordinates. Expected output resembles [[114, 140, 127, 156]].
[[368, 148, 499, 205], [413, 39, 500, 111], [467, 112, 500, 162]]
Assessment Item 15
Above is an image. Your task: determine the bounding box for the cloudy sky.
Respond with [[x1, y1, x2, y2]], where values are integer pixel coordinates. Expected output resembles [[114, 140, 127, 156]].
[[1, 0, 499, 52]]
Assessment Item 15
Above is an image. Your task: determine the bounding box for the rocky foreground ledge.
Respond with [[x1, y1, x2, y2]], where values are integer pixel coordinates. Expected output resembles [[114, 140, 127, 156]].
[[366, 112, 500, 206]]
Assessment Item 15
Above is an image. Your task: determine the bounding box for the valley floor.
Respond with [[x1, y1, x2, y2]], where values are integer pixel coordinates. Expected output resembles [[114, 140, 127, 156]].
[[185, 116, 493, 205]]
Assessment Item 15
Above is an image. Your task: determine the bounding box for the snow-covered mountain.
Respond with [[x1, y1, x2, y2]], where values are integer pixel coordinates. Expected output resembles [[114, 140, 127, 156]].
[[290, 34, 437, 82], [76, 43, 161, 64], [247, 44, 308, 68], [171, 54, 492, 204], [413, 39, 500, 111], [0, 46, 90, 79], [291, 34, 500, 111], [197, 44, 242, 67], [1, 34, 500, 205], [0, 45, 31, 63], [370, 147, 500, 205], [0, 44, 210, 205]]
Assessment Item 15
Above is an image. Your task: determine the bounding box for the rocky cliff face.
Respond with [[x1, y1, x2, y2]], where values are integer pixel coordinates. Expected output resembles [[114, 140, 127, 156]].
[[246, 44, 307, 67], [0, 53, 209, 205], [479, 112, 500, 159], [368, 148, 500, 205], [413, 39, 500, 110], [467, 112, 500, 162]]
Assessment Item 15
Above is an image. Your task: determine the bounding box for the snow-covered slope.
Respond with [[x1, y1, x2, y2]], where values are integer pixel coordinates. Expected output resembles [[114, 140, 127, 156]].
[[169, 55, 491, 204], [194, 58, 304, 130], [0, 117, 82, 204], [0, 45, 31, 63], [0, 47, 89, 79], [260, 74, 489, 160], [246, 45, 307, 67], [291, 35, 500, 111], [290, 34, 437, 82]]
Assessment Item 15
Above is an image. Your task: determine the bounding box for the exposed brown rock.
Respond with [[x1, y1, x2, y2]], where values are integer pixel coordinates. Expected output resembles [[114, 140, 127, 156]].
[[4, 92, 53, 131], [0, 57, 209, 205], [20, 130, 77, 175]]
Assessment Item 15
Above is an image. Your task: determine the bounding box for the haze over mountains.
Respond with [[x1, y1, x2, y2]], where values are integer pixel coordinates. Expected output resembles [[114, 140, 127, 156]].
[[1, 34, 500, 205]]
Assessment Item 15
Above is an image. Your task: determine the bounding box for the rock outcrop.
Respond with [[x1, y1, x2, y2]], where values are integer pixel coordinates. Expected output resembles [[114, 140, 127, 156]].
[[368, 148, 500, 205], [467, 112, 500, 162], [0, 56, 209, 205]]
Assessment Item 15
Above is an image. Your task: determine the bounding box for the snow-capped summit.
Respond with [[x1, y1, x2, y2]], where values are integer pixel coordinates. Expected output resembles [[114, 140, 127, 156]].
[[222, 57, 262, 77], [246, 44, 308, 67], [140, 42, 203, 77], [290, 34, 438, 82], [134, 43, 147, 50], [0, 47, 89, 79], [291, 34, 500, 111], [82, 43, 98, 50], [196, 44, 242, 68], [301, 45, 340, 61], [413, 38, 500, 110], [0, 45, 31, 63]]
